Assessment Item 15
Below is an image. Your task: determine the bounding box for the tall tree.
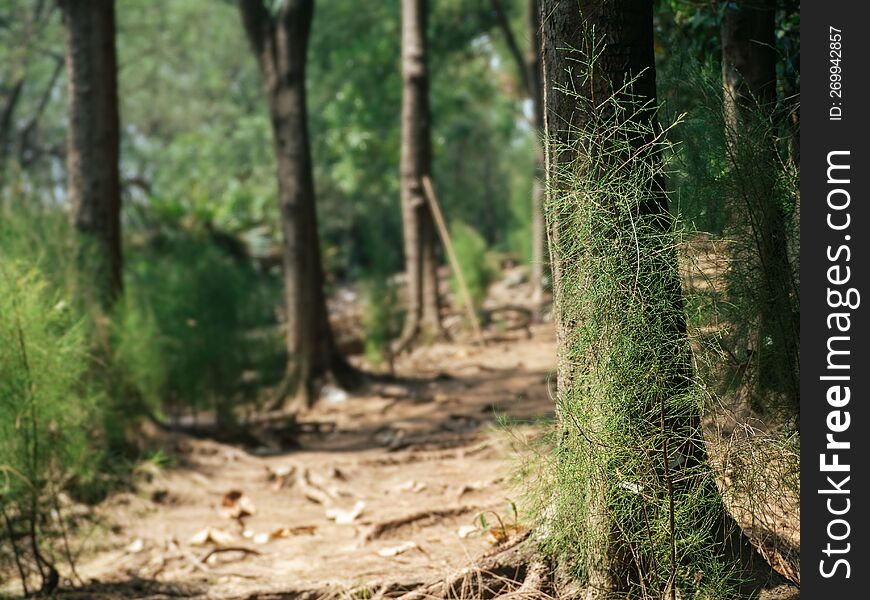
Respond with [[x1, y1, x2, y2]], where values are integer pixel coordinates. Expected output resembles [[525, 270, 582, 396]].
[[237, 0, 355, 408], [721, 0, 776, 131], [722, 0, 799, 410], [542, 1, 776, 596], [59, 0, 122, 304], [396, 0, 442, 350], [490, 0, 547, 303]]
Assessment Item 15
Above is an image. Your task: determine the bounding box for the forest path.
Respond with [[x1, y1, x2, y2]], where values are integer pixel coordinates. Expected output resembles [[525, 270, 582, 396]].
[[64, 325, 556, 599]]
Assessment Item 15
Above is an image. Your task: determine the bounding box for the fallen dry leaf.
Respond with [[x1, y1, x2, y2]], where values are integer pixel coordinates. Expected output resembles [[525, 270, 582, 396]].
[[220, 490, 256, 519], [298, 468, 335, 505], [250, 525, 318, 545], [266, 464, 297, 490], [326, 500, 365, 524], [377, 541, 418, 557], [271, 525, 317, 537], [397, 480, 427, 493], [189, 527, 236, 547], [253, 532, 271, 545]]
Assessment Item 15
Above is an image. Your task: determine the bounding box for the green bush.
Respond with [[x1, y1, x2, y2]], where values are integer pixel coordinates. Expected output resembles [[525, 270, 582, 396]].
[[116, 231, 284, 425], [360, 275, 401, 368], [449, 220, 498, 311], [0, 260, 100, 589]]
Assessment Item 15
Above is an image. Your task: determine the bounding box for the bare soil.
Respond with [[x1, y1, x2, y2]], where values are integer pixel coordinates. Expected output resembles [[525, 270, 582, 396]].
[[57, 325, 557, 599]]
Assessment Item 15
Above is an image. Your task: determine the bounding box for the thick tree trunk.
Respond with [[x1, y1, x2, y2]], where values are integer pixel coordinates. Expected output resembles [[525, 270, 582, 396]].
[[722, 0, 799, 410], [59, 0, 122, 305], [238, 0, 356, 409], [543, 3, 672, 595], [397, 0, 442, 350], [541, 2, 784, 597]]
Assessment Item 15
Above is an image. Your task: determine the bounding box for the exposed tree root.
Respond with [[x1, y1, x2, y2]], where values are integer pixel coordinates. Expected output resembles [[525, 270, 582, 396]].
[[395, 533, 553, 600], [364, 507, 477, 541], [198, 546, 262, 564]]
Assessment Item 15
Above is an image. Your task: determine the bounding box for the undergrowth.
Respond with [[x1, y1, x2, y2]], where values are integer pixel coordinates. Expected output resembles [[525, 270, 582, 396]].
[[0, 201, 284, 592], [449, 219, 499, 312], [0, 258, 99, 594]]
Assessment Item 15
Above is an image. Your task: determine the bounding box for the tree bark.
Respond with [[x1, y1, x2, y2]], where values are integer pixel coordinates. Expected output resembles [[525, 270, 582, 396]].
[[541, 2, 784, 597], [237, 0, 356, 409], [543, 4, 670, 595], [491, 0, 547, 304], [396, 0, 442, 350], [59, 0, 122, 305], [527, 0, 547, 305], [722, 0, 799, 411]]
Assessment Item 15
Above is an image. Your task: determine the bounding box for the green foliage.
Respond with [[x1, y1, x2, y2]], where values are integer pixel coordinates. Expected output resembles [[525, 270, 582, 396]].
[[360, 276, 401, 368], [0, 257, 100, 587], [666, 68, 800, 416], [0, 262, 98, 503], [116, 230, 284, 423], [449, 220, 498, 311]]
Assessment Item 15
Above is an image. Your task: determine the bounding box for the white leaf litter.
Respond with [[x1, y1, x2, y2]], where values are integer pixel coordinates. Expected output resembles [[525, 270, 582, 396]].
[[377, 541, 417, 557], [189, 527, 236, 547], [397, 480, 427, 493], [321, 383, 349, 404], [618, 481, 642, 494], [457, 525, 478, 539], [326, 500, 366, 524]]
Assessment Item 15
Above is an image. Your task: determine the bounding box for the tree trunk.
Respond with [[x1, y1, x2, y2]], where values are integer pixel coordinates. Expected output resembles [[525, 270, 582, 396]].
[[397, 0, 442, 350], [722, 0, 799, 411], [542, 2, 781, 597], [490, 0, 548, 304], [237, 0, 356, 409], [526, 0, 547, 305], [59, 0, 122, 306], [544, 4, 667, 595], [722, 0, 776, 128]]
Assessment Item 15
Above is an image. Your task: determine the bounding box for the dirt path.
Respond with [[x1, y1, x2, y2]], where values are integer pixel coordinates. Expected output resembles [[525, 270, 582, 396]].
[[64, 325, 557, 599]]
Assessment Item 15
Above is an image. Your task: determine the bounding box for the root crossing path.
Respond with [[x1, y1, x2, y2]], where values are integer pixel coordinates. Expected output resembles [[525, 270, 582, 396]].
[[64, 326, 558, 599]]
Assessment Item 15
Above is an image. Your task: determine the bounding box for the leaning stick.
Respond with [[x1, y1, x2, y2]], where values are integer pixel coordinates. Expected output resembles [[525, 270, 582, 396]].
[[421, 175, 486, 346]]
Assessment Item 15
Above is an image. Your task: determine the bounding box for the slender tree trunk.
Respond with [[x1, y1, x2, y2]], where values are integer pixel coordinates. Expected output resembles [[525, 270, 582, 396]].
[[722, 0, 776, 130], [59, 0, 122, 306], [526, 0, 547, 305], [722, 0, 799, 410], [0, 78, 24, 188], [490, 0, 548, 304], [238, 0, 356, 409], [397, 0, 442, 350]]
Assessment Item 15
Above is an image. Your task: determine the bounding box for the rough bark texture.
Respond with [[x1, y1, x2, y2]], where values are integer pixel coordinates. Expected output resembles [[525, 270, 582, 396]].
[[722, 0, 799, 410], [543, 3, 667, 595], [59, 0, 122, 305], [397, 0, 442, 349], [237, 0, 355, 409], [542, 2, 786, 597]]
